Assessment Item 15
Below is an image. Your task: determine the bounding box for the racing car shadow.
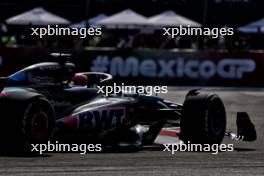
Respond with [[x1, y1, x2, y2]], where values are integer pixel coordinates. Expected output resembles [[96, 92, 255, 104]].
[[234, 147, 256, 152], [0, 151, 51, 157], [0, 146, 256, 157], [0, 145, 51, 157], [99, 143, 169, 153]]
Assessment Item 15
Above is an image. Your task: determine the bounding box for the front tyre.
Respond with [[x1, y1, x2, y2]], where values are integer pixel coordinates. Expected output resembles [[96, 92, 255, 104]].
[[180, 91, 226, 145]]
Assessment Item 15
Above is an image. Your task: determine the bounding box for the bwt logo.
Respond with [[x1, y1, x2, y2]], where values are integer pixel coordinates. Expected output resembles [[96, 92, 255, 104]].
[[90, 55, 256, 79], [77, 108, 126, 131]]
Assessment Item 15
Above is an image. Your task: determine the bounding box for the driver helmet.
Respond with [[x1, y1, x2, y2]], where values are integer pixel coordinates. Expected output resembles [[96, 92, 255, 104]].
[[72, 74, 88, 86]]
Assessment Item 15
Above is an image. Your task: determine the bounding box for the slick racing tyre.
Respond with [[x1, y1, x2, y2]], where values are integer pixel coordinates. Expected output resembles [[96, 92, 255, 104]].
[[180, 90, 226, 145], [0, 93, 55, 153], [22, 97, 55, 145]]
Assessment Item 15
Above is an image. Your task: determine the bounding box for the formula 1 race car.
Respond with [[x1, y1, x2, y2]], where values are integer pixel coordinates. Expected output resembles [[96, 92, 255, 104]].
[[0, 54, 257, 153]]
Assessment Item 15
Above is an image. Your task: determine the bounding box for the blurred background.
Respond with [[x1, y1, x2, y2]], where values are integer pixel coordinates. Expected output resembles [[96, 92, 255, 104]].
[[0, 0, 263, 86]]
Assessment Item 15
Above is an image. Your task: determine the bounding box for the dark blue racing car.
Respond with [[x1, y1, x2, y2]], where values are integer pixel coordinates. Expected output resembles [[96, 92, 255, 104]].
[[0, 54, 257, 153]]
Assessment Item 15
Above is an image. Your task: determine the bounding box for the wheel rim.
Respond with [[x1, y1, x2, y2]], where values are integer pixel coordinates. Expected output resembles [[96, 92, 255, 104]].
[[31, 111, 49, 140]]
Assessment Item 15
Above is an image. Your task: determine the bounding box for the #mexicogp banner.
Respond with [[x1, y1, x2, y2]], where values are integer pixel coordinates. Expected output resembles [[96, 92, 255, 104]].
[[0, 46, 264, 86], [74, 48, 264, 86]]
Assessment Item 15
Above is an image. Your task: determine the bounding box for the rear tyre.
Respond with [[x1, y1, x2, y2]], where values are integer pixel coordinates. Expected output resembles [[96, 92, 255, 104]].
[[22, 97, 55, 145], [180, 90, 226, 145], [1, 95, 55, 153]]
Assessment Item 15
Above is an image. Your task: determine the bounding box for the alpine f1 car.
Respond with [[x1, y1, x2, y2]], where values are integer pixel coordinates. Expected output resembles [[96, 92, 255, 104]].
[[0, 54, 257, 152]]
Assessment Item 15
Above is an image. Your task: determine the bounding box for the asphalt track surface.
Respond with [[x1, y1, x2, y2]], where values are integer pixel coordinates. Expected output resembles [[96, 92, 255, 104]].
[[1, 87, 264, 176]]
